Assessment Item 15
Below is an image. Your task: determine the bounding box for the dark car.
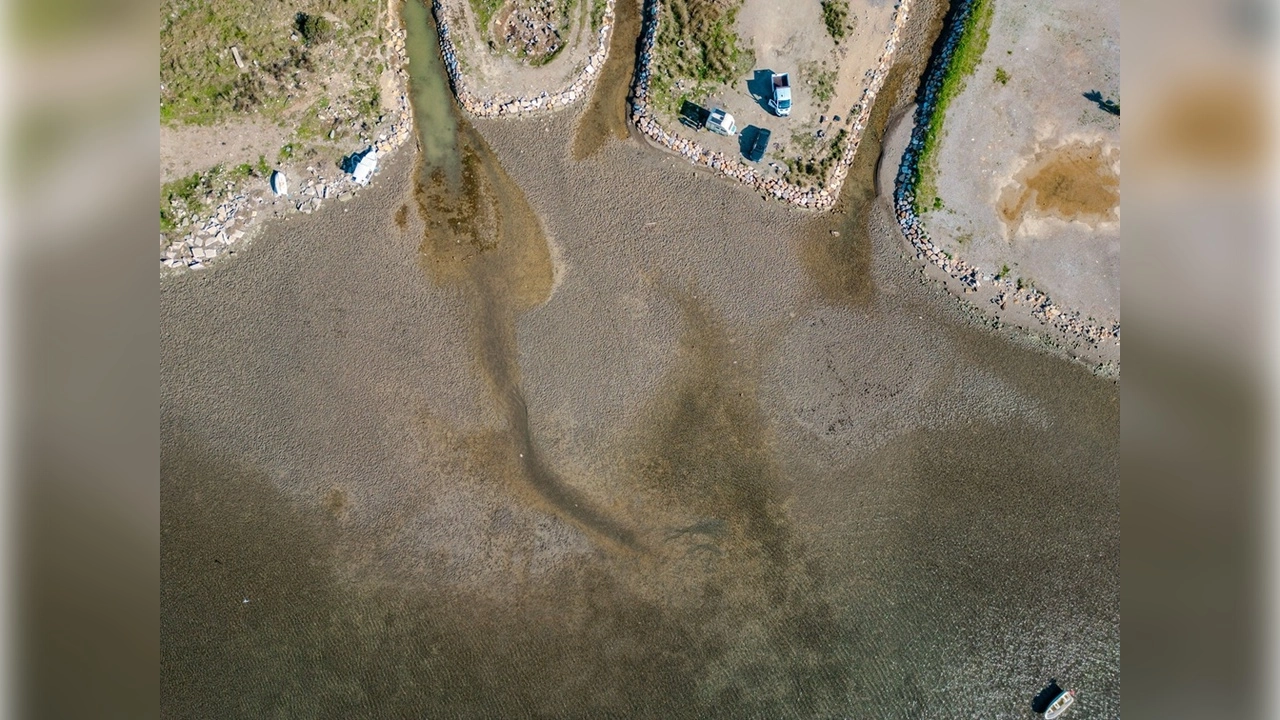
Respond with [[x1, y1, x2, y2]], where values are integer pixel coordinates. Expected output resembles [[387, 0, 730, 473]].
[[746, 127, 771, 162]]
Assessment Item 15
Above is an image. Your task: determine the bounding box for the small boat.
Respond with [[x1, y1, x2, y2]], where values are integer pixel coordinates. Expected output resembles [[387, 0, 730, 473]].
[[1044, 688, 1075, 719], [1031, 680, 1076, 718]]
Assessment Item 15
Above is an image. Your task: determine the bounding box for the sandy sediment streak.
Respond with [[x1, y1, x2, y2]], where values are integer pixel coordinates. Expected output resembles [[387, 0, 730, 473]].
[[890, 0, 1119, 349], [434, 0, 617, 117], [160, 4, 416, 275], [627, 0, 914, 211]]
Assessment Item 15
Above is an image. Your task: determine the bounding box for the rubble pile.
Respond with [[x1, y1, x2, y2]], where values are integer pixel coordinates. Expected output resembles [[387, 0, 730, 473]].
[[499, 0, 566, 61]]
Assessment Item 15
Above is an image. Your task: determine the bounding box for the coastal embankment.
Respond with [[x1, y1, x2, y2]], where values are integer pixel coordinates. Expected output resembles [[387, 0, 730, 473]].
[[428, 0, 912, 211], [160, 2, 415, 273], [626, 0, 915, 210], [433, 0, 617, 117], [891, 0, 1119, 351]]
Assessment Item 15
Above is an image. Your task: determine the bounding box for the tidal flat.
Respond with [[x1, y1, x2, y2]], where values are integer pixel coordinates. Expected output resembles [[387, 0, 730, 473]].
[[161, 1, 1118, 715]]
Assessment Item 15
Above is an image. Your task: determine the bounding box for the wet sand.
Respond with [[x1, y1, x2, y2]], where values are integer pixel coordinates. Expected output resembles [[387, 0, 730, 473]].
[[161, 0, 1118, 715]]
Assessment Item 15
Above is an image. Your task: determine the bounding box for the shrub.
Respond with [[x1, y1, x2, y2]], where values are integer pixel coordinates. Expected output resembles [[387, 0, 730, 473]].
[[295, 13, 334, 45], [821, 0, 850, 41], [994, 67, 1009, 85], [806, 65, 836, 104]]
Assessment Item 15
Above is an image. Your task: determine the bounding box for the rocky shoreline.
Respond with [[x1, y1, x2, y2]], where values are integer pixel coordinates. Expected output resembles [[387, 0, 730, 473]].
[[433, 0, 617, 117], [627, 0, 915, 211], [892, 0, 1119, 349], [160, 9, 415, 274]]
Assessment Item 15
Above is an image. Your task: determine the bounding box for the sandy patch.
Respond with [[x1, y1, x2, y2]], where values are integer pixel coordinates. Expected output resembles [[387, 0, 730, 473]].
[[161, 119, 288, 185], [997, 139, 1120, 233]]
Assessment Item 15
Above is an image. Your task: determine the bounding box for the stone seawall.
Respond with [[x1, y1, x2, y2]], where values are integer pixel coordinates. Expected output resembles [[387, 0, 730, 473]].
[[892, 0, 1119, 347], [433, 0, 617, 117], [627, 0, 915, 211]]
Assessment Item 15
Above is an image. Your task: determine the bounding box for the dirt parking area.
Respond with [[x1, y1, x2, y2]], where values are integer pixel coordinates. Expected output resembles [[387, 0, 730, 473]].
[[920, 0, 1120, 323], [652, 0, 899, 183]]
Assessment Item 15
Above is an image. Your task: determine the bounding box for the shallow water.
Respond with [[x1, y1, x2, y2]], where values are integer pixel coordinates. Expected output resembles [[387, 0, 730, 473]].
[[402, 0, 460, 175], [161, 1, 1119, 716], [571, 0, 642, 159]]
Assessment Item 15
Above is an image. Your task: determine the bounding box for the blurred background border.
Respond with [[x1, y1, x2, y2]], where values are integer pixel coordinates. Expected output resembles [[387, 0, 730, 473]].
[[1, 0, 1278, 716], [1125, 0, 1278, 718], [6, 0, 159, 717]]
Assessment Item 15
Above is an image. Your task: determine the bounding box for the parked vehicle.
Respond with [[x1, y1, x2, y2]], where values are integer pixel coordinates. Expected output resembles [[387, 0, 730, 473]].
[[746, 127, 771, 162], [706, 107, 737, 136], [770, 73, 791, 116]]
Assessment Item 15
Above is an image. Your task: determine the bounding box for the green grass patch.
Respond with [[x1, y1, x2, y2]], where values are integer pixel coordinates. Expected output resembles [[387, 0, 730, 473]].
[[161, 0, 383, 126], [914, 0, 994, 214], [652, 0, 755, 114], [471, 0, 504, 33], [802, 62, 837, 104], [160, 166, 223, 233], [821, 0, 851, 41], [994, 66, 1009, 84], [591, 0, 608, 29], [295, 98, 332, 140]]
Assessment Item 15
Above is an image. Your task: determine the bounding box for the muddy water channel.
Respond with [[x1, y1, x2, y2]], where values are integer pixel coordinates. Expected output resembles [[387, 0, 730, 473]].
[[161, 0, 1118, 716], [406, 0, 638, 549]]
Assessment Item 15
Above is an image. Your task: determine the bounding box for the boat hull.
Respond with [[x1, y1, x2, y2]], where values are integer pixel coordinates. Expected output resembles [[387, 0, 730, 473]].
[[1045, 690, 1075, 719]]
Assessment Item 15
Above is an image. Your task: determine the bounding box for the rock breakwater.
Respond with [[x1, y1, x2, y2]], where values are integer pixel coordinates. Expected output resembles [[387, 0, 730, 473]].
[[433, 0, 617, 117], [892, 0, 1119, 347]]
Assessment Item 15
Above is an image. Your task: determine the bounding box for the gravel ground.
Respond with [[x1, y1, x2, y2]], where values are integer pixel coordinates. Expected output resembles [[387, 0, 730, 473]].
[[919, 0, 1120, 324], [162, 2, 1119, 714]]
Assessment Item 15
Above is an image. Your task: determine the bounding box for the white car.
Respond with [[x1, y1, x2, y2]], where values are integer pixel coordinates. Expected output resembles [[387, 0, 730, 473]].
[[706, 107, 737, 136]]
